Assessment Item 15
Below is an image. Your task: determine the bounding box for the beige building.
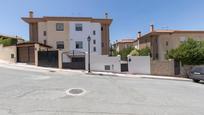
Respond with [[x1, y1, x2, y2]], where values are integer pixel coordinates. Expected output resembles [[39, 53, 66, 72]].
[[22, 11, 112, 55], [114, 39, 135, 52], [137, 25, 204, 61]]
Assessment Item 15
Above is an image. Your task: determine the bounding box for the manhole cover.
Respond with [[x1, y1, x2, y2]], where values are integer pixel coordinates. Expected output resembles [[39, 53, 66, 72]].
[[66, 88, 86, 96], [49, 70, 56, 73]]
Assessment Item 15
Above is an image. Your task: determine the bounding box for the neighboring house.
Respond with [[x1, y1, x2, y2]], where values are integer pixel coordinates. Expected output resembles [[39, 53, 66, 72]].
[[0, 34, 24, 46], [22, 11, 112, 56], [114, 39, 135, 52], [0, 34, 24, 63], [136, 25, 204, 61]]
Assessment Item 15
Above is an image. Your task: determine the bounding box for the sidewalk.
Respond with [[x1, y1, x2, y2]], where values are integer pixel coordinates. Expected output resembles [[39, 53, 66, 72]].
[[0, 60, 190, 81]]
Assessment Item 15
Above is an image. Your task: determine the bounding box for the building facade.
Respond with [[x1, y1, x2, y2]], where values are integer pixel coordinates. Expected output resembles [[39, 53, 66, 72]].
[[137, 25, 204, 61], [22, 11, 112, 55], [113, 39, 135, 52]]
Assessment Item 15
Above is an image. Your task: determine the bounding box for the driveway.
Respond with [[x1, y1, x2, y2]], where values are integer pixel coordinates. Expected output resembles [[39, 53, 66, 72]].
[[0, 67, 204, 115]]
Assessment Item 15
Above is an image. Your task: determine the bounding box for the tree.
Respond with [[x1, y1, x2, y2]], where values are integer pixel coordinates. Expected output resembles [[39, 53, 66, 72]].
[[166, 39, 204, 65], [129, 47, 151, 56], [118, 47, 134, 60], [129, 49, 139, 56], [138, 47, 151, 56]]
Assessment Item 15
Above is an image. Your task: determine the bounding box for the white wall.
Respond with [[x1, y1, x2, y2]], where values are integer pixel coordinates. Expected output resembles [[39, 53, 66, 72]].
[[86, 53, 121, 73], [0, 45, 16, 63], [128, 56, 151, 74], [69, 21, 102, 54]]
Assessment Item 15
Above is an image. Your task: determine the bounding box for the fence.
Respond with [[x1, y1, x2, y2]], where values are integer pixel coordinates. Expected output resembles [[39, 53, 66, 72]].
[[151, 60, 175, 76], [128, 56, 151, 74], [85, 54, 121, 72], [0, 44, 16, 63]]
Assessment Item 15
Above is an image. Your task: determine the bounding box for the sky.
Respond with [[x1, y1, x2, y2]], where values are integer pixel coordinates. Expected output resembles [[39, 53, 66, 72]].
[[1, 0, 204, 42]]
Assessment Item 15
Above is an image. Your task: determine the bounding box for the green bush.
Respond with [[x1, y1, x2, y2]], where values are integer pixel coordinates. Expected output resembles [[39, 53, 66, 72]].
[[0, 37, 17, 46], [118, 47, 134, 60], [138, 47, 151, 56], [129, 47, 151, 56], [166, 38, 204, 65], [130, 49, 139, 56]]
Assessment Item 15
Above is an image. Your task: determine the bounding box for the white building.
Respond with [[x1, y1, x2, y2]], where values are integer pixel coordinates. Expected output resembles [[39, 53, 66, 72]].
[[22, 11, 112, 69]]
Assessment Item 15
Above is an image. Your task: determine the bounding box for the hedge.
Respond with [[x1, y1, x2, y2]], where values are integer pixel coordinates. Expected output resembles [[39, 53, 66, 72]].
[[0, 37, 17, 46]]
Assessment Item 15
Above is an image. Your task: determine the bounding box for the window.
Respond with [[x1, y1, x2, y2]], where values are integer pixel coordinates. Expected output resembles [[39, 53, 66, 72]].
[[56, 41, 64, 49], [43, 40, 47, 45], [75, 24, 83, 31], [93, 40, 96, 44], [166, 41, 168, 46], [105, 65, 111, 70], [93, 47, 96, 52], [93, 30, 96, 35], [180, 36, 186, 43], [56, 23, 64, 31], [166, 50, 169, 55], [43, 31, 47, 36], [76, 41, 83, 49]]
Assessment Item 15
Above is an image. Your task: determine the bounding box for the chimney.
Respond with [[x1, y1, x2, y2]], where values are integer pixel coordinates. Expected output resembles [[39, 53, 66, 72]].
[[137, 31, 142, 38], [29, 11, 34, 18], [105, 13, 108, 19], [150, 24, 154, 32]]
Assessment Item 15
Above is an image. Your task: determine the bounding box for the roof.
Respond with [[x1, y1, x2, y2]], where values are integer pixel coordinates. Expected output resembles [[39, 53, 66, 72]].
[[116, 39, 135, 44], [22, 16, 112, 25], [138, 29, 204, 40], [17, 42, 52, 48], [0, 34, 24, 40]]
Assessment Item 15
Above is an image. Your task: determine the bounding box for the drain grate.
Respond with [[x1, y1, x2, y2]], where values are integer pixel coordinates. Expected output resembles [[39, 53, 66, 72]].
[[66, 88, 86, 96], [49, 70, 56, 73]]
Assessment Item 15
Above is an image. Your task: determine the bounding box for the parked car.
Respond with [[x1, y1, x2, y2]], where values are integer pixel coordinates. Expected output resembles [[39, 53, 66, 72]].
[[189, 66, 204, 83]]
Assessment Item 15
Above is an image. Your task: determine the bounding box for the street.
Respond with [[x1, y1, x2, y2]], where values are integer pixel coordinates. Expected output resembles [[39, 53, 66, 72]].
[[0, 67, 204, 115]]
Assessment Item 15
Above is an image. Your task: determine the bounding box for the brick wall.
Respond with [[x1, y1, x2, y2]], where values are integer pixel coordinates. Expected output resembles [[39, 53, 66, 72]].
[[151, 60, 175, 76]]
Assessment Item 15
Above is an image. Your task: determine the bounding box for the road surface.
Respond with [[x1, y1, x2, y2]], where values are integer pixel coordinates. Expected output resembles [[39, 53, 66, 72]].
[[0, 67, 204, 115]]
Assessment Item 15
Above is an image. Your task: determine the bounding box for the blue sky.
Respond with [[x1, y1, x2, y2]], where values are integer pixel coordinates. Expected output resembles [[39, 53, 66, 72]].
[[1, 0, 204, 42]]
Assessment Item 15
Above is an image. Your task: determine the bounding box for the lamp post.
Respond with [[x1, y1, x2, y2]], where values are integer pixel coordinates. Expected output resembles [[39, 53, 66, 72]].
[[87, 36, 91, 73]]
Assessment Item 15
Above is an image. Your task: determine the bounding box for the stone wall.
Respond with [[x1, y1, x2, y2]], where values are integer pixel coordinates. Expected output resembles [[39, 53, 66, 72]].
[[151, 60, 175, 76], [0, 44, 17, 63]]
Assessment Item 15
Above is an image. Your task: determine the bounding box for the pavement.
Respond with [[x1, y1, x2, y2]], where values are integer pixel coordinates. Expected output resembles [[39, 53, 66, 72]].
[[0, 61, 204, 115], [0, 60, 189, 81]]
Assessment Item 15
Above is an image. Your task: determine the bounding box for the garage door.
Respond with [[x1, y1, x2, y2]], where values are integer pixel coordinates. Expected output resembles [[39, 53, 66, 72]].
[[17, 46, 35, 64]]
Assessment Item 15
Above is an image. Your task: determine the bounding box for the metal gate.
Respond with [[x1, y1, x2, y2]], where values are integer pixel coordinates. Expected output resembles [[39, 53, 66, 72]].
[[38, 51, 58, 68], [62, 50, 85, 70], [174, 60, 180, 75], [121, 63, 128, 72], [17, 46, 35, 64]]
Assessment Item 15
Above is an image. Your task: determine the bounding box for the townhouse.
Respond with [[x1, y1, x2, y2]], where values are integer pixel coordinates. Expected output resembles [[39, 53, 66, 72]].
[[135, 25, 204, 61], [22, 11, 112, 54], [113, 39, 135, 52], [21, 11, 112, 68]]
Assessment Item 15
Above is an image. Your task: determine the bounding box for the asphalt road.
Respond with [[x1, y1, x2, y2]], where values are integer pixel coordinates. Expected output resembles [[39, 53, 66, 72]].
[[0, 67, 204, 115]]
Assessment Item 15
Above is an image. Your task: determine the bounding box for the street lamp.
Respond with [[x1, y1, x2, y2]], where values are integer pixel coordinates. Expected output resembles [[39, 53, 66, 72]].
[[87, 36, 91, 73]]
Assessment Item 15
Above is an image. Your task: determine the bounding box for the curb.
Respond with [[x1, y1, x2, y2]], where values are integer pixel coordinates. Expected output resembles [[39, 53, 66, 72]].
[[0, 62, 190, 82], [88, 72, 190, 81]]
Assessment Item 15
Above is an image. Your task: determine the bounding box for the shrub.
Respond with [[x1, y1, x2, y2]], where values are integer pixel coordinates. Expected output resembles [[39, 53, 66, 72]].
[[0, 37, 17, 46], [166, 38, 204, 65]]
